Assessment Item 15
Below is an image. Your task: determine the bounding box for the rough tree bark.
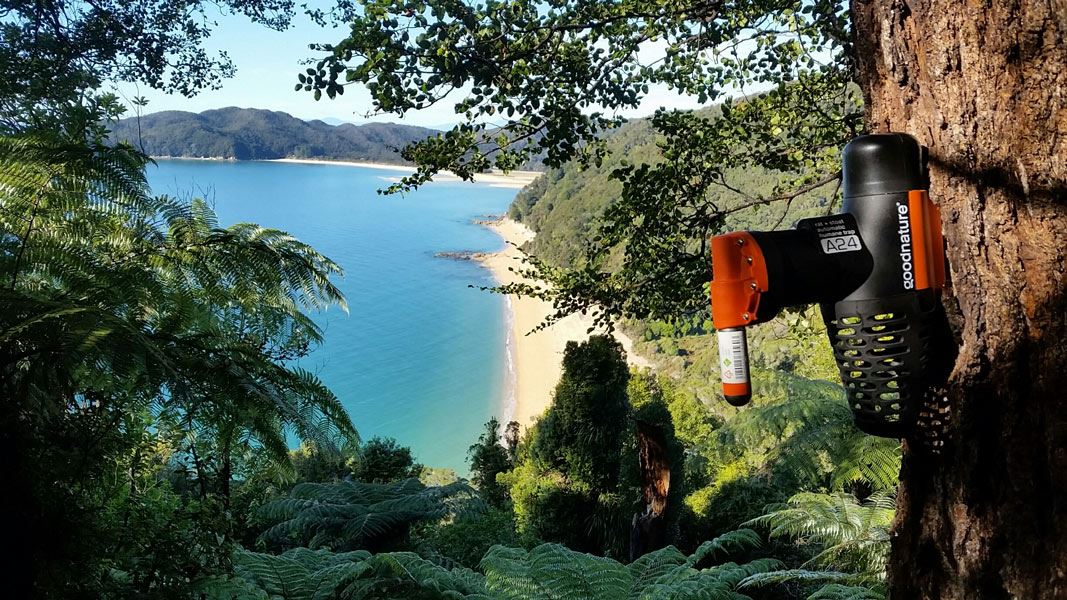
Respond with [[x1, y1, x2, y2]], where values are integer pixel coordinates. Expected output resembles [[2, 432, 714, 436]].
[[851, 0, 1067, 597], [629, 421, 671, 561]]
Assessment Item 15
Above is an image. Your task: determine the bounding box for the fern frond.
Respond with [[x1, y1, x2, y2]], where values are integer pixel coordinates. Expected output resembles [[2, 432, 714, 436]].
[[807, 583, 887, 600], [627, 544, 688, 593], [744, 492, 893, 575], [481, 543, 632, 600], [258, 479, 480, 551], [718, 372, 901, 492], [738, 568, 875, 589], [685, 529, 762, 568], [1, 132, 355, 490]]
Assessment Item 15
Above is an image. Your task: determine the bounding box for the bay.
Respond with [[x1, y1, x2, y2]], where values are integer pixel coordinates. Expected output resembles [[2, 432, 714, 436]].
[[147, 159, 516, 474]]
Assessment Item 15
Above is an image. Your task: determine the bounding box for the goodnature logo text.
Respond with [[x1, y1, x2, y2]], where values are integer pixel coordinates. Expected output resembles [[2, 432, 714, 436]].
[[895, 202, 914, 290]]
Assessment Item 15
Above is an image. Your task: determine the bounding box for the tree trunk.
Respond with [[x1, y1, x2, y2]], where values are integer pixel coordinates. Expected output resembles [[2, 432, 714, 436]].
[[850, 0, 1067, 597], [629, 421, 671, 561]]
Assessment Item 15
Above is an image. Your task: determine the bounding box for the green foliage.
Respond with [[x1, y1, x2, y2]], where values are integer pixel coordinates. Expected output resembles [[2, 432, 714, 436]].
[[739, 570, 885, 600], [0, 134, 356, 595], [622, 372, 689, 544], [104, 490, 236, 598], [415, 507, 526, 569], [257, 478, 481, 552], [496, 461, 563, 541], [2, 0, 298, 135], [213, 530, 777, 600], [649, 374, 723, 463], [420, 467, 462, 487], [210, 546, 488, 600], [480, 530, 776, 600], [684, 529, 764, 568], [467, 418, 515, 506], [480, 543, 632, 599], [805, 584, 886, 600], [745, 492, 894, 577], [306, 1, 854, 197], [500, 336, 633, 556], [716, 378, 900, 492], [291, 442, 360, 484], [508, 118, 661, 268], [354, 437, 424, 484], [681, 476, 791, 551], [532, 336, 630, 491]]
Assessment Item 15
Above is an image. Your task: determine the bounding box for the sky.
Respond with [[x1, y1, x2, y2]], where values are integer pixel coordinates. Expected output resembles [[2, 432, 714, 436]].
[[111, 5, 706, 128]]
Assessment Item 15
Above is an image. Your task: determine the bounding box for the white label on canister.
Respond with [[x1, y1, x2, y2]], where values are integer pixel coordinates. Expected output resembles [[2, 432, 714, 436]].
[[820, 234, 862, 254], [717, 329, 749, 384]]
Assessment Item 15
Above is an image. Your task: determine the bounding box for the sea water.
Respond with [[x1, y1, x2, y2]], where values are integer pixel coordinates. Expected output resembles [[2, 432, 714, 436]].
[[147, 159, 514, 474]]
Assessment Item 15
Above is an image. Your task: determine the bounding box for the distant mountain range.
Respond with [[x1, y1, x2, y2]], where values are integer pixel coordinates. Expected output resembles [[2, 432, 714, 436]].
[[109, 108, 443, 164]]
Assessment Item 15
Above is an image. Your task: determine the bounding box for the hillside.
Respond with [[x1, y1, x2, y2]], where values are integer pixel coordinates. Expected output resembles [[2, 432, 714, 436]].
[[506, 112, 842, 414], [507, 118, 659, 267], [111, 108, 547, 171], [509, 111, 833, 269], [109, 108, 439, 163]]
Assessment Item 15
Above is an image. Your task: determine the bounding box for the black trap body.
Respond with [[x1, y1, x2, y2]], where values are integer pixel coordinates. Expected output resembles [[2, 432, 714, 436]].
[[709, 133, 955, 438]]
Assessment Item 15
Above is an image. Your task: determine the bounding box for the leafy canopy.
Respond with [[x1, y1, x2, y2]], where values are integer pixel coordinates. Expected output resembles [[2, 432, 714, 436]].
[[354, 436, 426, 483], [468, 418, 516, 506], [1, 0, 298, 133], [307, 0, 859, 325], [0, 133, 358, 596]]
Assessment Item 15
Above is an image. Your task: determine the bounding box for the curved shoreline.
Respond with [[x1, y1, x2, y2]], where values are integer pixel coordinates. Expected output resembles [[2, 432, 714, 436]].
[[268, 158, 541, 189], [151, 156, 542, 189], [475, 217, 650, 431], [501, 295, 518, 427]]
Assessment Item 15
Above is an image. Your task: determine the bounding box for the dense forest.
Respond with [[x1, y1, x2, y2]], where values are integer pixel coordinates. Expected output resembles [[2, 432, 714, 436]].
[[3, 1, 1064, 599], [109, 108, 440, 162]]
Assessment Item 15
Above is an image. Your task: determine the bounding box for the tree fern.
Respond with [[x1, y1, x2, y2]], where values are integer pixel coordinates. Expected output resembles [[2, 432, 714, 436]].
[[716, 373, 901, 492], [738, 569, 886, 599], [744, 492, 893, 575], [340, 552, 492, 599], [257, 479, 482, 551], [685, 529, 764, 568], [482, 543, 633, 599], [480, 529, 774, 600], [627, 545, 689, 592], [231, 547, 373, 600], [199, 546, 490, 600], [217, 528, 787, 599], [1, 134, 357, 501], [806, 583, 886, 600], [737, 492, 892, 599]]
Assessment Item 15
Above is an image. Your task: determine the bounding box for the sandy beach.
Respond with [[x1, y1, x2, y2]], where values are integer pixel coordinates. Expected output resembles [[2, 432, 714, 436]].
[[268, 158, 541, 189], [476, 217, 650, 431]]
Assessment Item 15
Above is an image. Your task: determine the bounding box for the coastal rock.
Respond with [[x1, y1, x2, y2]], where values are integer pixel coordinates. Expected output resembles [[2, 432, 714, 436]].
[[434, 251, 490, 261], [473, 215, 505, 226]]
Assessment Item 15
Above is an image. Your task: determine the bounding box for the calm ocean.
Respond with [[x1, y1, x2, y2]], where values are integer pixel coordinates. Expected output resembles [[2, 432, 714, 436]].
[[147, 159, 516, 474]]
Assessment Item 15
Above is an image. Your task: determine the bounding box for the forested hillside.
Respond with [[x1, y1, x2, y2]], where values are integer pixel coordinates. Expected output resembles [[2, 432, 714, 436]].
[[111, 108, 548, 170], [509, 108, 834, 270], [109, 108, 439, 161]]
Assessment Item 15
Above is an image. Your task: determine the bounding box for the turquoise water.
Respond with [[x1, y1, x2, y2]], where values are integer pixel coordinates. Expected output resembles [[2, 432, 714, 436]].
[[147, 160, 515, 473]]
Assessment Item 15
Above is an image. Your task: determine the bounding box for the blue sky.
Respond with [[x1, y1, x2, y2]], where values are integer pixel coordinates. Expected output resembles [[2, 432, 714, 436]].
[[112, 5, 705, 128]]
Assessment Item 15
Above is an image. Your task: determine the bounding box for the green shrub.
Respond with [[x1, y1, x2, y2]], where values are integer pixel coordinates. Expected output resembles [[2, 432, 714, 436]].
[[414, 507, 526, 568]]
